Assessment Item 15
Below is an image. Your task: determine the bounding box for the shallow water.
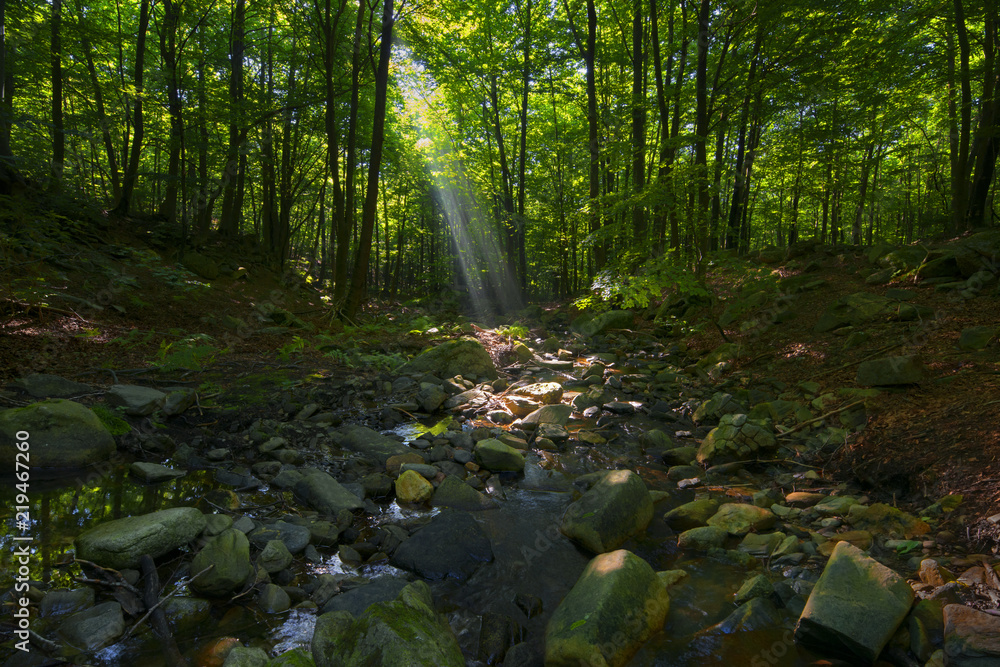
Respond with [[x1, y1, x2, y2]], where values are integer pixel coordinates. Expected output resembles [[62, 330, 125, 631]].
[[1, 431, 817, 666]]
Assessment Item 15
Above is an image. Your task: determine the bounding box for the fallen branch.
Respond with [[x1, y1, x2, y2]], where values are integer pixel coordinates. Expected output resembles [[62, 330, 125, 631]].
[[123, 560, 213, 643], [776, 400, 867, 438]]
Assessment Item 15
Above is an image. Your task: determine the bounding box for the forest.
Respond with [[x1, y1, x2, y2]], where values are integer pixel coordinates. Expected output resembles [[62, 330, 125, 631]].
[[1, 0, 998, 313]]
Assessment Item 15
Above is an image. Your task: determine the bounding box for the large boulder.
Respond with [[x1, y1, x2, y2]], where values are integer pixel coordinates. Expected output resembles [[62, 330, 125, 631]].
[[338, 424, 416, 466], [794, 541, 914, 664], [545, 550, 670, 667], [570, 310, 634, 337], [696, 414, 776, 464], [856, 355, 923, 386], [0, 399, 115, 468], [391, 511, 493, 582], [814, 292, 895, 333], [75, 507, 206, 569], [560, 470, 653, 553], [663, 498, 721, 531], [398, 337, 497, 380], [190, 529, 253, 597], [182, 251, 219, 280], [294, 469, 365, 515], [311, 580, 464, 667], [943, 603, 1000, 666]]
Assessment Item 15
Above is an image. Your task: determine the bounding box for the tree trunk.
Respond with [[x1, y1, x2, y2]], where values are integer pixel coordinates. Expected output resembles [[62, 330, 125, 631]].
[[219, 0, 246, 235], [693, 0, 710, 273], [78, 5, 120, 203], [517, 0, 532, 293], [345, 0, 394, 317], [113, 0, 150, 216], [725, 24, 761, 251], [631, 0, 646, 247], [966, 8, 1000, 228], [335, 0, 365, 303], [50, 0, 64, 187], [158, 0, 182, 224], [951, 0, 972, 231]]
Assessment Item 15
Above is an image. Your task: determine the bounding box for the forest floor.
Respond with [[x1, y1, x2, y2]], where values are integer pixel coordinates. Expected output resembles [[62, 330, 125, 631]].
[[1, 201, 999, 554]]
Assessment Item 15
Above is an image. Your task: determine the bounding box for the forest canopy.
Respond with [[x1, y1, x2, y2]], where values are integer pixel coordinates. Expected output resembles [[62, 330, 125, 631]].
[[1, 0, 998, 314]]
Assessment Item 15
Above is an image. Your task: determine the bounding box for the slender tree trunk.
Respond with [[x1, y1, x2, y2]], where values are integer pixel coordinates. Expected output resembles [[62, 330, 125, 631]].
[[853, 137, 876, 244], [517, 0, 532, 293], [113, 0, 150, 215], [158, 0, 183, 223], [345, 0, 394, 317], [952, 0, 972, 231], [50, 0, 64, 187], [726, 25, 761, 251], [335, 0, 365, 303], [966, 8, 1000, 228], [693, 0, 710, 273], [0, 0, 9, 161], [631, 0, 646, 247], [77, 4, 120, 203], [219, 0, 246, 235]]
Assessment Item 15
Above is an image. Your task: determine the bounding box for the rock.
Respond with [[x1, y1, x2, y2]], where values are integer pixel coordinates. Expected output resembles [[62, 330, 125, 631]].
[[696, 413, 776, 464], [717, 596, 782, 633], [190, 529, 253, 597], [662, 447, 698, 467], [249, 521, 311, 554], [39, 588, 94, 618], [182, 251, 220, 279], [416, 384, 448, 412], [106, 384, 167, 416], [959, 326, 997, 351], [545, 550, 669, 667], [942, 603, 1000, 665], [129, 462, 186, 483], [311, 580, 464, 667], [677, 526, 729, 550], [908, 599, 945, 662], [856, 355, 923, 386], [520, 404, 572, 428], [75, 507, 206, 569], [268, 647, 314, 666], [814, 292, 895, 333], [785, 491, 827, 507], [814, 495, 861, 516], [57, 601, 124, 651], [514, 382, 564, 404], [570, 310, 634, 337], [395, 469, 435, 503], [847, 502, 931, 539], [738, 532, 785, 556], [339, 424, 415, 466], [320, 576, 411, 616], [259, 540, 293, 573], [293, 470, 364, 515], [258, 583, 291, 613], [161, 597, 212, 634], [162, 389, 197, 416], [706, 503, 776, 536], [390, 511, 493, 582], [398, 337, 498, 380], [222, 647, 270, 667], [12, 374, 91, 398], [431, 475, 498, 511], [0, 399, 116, 468], [559, 470, 652, 554], [692, 392, 745, 423], [478, 611, 524, 665], [794, 541, 915, 664], [734, 574, 776, 605], [443, 388, 489, 409], [399, 462, 438, 478], [386, 452, 426, 475], [474, 439, 525, 472]]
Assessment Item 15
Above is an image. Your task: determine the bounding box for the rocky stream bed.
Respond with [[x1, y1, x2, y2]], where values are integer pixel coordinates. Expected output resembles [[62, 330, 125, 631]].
[[2, 311, 1000, 667]]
